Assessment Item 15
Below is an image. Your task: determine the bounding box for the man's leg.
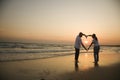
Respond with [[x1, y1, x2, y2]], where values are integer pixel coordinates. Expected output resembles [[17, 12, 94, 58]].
[[75, 48, 79, 61]]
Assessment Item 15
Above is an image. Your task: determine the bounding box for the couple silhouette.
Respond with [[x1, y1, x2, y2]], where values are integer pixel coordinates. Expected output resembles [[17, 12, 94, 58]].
[[74, 32, 100, 64]]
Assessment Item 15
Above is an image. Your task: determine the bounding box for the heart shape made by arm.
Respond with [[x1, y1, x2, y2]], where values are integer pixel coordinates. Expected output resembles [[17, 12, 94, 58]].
[[81, 34, 93, 49]]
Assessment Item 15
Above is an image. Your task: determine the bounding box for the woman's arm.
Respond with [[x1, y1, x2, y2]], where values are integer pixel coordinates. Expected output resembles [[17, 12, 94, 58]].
[[88, 42, 93, 50]]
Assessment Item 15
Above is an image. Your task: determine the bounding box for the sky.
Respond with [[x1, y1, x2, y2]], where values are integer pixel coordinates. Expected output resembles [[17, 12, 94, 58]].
[[0, 0, 120, 45]]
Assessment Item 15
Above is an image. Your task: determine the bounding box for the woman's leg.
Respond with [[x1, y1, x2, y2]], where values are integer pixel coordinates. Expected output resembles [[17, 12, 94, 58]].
[[94, 53, 97, 62], [96, 46, 100, 62], [94, 46, 100, 62]]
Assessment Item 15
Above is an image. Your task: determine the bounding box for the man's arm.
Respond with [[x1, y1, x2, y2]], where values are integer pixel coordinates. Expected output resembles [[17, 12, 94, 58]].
[[83, 34, 87, 38], [81, 42, 87, 51]]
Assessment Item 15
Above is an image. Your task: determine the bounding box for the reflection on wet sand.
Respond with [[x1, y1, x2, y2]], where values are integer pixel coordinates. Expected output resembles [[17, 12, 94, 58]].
[[74, 61, 100, 72], [94, 62, 99, 68], [75, 62, 79, 72]]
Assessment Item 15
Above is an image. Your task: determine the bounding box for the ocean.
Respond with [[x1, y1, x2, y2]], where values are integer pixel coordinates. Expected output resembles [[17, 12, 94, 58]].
[[0, 42, 120, 62]]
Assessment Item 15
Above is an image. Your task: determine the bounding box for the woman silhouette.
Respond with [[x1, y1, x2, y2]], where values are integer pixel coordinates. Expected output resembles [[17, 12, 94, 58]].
[[88, 34, 100, 63]]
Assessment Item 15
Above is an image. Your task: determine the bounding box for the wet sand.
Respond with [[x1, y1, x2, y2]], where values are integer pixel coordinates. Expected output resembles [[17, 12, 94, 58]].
[[0, 51, 120, 80]]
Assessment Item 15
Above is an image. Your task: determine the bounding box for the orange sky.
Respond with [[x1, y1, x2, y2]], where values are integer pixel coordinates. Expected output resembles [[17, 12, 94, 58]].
[[0, 0, 120, 45]]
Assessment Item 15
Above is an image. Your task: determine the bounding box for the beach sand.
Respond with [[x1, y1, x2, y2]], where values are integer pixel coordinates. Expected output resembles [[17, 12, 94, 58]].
[[0, 51, 120, 80]]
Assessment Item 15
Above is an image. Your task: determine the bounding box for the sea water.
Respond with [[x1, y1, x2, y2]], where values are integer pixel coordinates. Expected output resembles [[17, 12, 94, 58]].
[[0, 42, 120, 61]]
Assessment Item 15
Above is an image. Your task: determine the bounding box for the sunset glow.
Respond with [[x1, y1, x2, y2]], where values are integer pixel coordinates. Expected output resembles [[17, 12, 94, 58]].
[[0, 0, 120, 45], [84, 40, 88, 44]]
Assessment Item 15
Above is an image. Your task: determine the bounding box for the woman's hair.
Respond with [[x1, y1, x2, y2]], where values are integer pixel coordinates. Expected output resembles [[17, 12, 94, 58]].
[[92, 34, 98, 41]]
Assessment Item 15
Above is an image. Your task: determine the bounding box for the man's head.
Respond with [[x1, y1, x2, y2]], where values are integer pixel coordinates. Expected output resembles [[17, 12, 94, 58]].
[[79, 32, 83, 37], [92, 33, 96, 38]]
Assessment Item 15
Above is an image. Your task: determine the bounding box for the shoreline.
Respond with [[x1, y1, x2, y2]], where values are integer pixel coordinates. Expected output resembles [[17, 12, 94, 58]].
[[0, 51, 94, 62], [0, 52, 120, 80], [0, 50, 114, 62]]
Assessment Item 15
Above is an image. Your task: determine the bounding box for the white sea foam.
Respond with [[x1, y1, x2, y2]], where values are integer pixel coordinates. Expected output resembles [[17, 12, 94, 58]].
[[0, 42, 120, 62]]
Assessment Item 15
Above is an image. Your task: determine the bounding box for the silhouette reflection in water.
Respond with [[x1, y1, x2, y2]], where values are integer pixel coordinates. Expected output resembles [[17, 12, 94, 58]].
[[75, 62, 79, 72], [74, 61, 100, 72], [94, 62, 99, 68]]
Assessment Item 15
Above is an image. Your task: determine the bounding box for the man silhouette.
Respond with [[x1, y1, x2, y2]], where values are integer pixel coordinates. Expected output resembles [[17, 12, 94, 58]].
[[74, 32, 87, 63]]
